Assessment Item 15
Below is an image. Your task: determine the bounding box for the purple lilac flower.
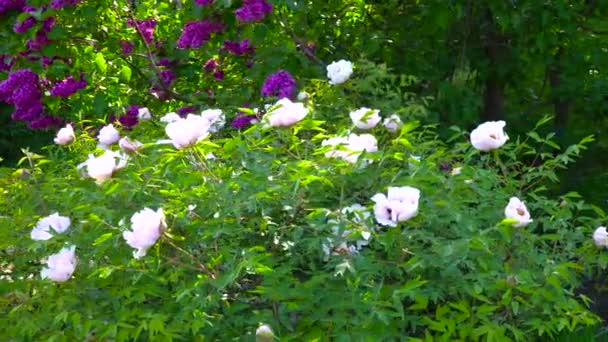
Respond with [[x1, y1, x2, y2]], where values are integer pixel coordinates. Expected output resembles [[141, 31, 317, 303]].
[[176, 20, 223, 49], [177, 106, 196, 115], [127, 18, 157, 44], [0, 0, 25, 15], [25, 17, 55, 52], [213, 70, 224, 80], [13, 16, 36, 33], [160, 69, 175, 86], [158, 58, 172, 67], [28, 115, 62, 129], [0, 54, 14, 72], [41, 17, 55, 31], [223, 39, 255, 56], [235, 0, 272, 23], [0, 69, 46, 127], [261, 70, 296, 99], [194, 0, 213, 5], [231, 113, 257, 128], [117, 104, 140, 129], [50, 0, 84, 9], [50, 75, 87, 97], [203, 58, 217, 72], [120, 40, 134, 55]]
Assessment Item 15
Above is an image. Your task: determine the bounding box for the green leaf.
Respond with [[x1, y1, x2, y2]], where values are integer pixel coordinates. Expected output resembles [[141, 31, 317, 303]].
[[94, 53, 107, 74], [119, 65, 132, 82]]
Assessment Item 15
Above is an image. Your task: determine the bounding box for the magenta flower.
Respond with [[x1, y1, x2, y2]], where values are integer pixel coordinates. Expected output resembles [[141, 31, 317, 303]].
[[127, 18, 157, 44], [235, 0, 272, 22], [223, 39, 255, 56], [261, 70, 296, 99], [176, 20, 223, 49], [50, 75, 86, 97]]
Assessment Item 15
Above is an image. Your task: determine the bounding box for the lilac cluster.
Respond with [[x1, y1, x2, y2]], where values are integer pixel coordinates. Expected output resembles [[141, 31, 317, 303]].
[[235, 0, 272, 22], [26, 17, 55, 52], [50, 75, 87, 97], [0, 69, 60, 129], [159, 69, 175, 86], [127, 18, 157, 44], [176, 20, 223, 49], [0, 0, 25, 15], [29, 115, 62, 129], [13, 16, 36, 33], [261, 70, 296, 99], [0, 54, 14, 72], [117, 105, 140, 129], [120, 40, 134, 55], [50, 0, 84, 9], [202, 58, 224, 80], [231, 112, 257, 128], [177, 105, 195, 115], [223, 39, 255, 56], [194, 0, 213, 5]]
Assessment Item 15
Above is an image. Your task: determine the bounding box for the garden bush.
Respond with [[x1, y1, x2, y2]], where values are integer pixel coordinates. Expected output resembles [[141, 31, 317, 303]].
[[1, 1, 607, 341]]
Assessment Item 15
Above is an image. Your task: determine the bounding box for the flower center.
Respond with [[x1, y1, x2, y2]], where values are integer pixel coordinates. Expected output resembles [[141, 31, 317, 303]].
[[489, 134, 498, 140], [516, 208, 525, 216]]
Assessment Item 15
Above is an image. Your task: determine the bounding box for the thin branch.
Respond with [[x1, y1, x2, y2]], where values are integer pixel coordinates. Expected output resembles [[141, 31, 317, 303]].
[[163, 236, 217, 279]]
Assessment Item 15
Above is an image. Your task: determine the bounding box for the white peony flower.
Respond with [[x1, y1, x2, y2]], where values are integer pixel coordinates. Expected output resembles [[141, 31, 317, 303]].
[[265, 98, 309, 127], [326, 59, 353, 85], [137, 107, 152, 120], [97, 124, 120, 147], [470, 120, 509, 152], [78, 150, 128, 183], [30, 212, 71, 241], [53, 124, 75, 145], [371, 186, 420, 227], [122, 208, 166, 259], [119, 136, 143, 154], [349, 107, 381, 130], [160, 112, 181, 123], [255, 324, 274, 342], [165, 114, 210, 149], [504, 197, 533, 227], [41, 246, 76, 282], [593, 226, 608, 247], [321, 133, 378, 164], [200, 109, 225, 133], [383, 114, 403, 133]]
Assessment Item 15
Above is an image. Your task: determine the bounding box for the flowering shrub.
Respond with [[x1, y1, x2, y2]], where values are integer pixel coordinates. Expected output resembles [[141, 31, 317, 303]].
[[1, 65, 605, 339], [1, 1, 607, 341]]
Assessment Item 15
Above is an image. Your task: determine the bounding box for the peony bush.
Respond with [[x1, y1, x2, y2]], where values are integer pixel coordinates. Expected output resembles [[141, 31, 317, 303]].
[[1, 1, 607, 341], [1, 73, 606, 339]]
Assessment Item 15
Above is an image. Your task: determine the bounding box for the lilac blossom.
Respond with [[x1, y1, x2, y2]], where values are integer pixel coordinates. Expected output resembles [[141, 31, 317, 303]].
[[50, 0, 84, 9], [127, 18, 157, 44], [117, 105, 141, 129], [203, 58, 217, 72], [160, 69, 175, 86], [0, 54, 14, 72], [0, 0, 25, 15], [176, 20, 223, 49], [223, 39, 255, 56], [120, 40, 134, 55], [13, 16, 36, 33], [50, 75, 87, 97], [0, 69, 48, 128], [177, 106, 195, 115], [261, 70, 296, 99], [194, 0, 213, 5], [235, 0, 272, 22]]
